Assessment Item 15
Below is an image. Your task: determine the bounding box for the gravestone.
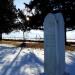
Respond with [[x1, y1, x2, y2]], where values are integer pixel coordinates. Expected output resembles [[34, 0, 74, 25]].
[[43, 13, 65, 75]]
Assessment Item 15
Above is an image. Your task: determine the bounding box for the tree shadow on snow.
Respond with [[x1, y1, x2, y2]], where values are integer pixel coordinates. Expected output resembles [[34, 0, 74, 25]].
[[65, 51, 75, 75], [0, 46, 22, 75], [7, 52, 44, 75], [0, 46, 17, 62], [0, 46, 44, 75]]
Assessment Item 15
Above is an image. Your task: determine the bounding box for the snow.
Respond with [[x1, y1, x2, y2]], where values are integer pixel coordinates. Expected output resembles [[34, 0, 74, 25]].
[[0, 44, 44, 75], [2, 30, 23, 40], [66, 30, 75, 42], [0, 44, 75, 75], [65, 51, 75, 75], [2, 30, 44, 41], [2, 29, 75, 42]]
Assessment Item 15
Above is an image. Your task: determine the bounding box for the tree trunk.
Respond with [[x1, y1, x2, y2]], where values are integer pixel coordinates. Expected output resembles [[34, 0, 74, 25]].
[[23, 31, 25, 43], [0, 33, 2, 40], [64, 25, 67, 45]]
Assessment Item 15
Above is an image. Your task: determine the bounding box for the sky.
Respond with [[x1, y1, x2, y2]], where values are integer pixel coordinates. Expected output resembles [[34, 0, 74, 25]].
[[14, 0, 31, 9]]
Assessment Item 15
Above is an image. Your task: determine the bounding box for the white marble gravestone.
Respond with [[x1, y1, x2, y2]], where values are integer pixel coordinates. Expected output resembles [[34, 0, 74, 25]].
[[43, 13, 65, 75]]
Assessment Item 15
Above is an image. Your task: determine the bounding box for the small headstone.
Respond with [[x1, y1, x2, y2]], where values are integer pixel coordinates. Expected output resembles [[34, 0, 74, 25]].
[[43, 13, 65, 75]]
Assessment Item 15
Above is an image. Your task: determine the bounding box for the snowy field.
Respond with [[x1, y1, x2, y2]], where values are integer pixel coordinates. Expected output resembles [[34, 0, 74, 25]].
[[2, 29, 75, 42], [2, 30, 44, 41], [0, 44, 44, 75], [66, 30, 75, 42], [0, 44, 75, 75]]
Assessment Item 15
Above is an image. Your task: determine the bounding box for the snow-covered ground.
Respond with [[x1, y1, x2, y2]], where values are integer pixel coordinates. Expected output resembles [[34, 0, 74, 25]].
[[65, 51, 75, 75], [2, 29, 75, 42], [0, 44, 44, 75], [0, 44, 75, 75]]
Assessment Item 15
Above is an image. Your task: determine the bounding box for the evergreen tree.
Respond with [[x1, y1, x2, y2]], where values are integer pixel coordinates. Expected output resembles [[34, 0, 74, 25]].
[[0, 0, 17, 39], [24, 0, 75, 29]]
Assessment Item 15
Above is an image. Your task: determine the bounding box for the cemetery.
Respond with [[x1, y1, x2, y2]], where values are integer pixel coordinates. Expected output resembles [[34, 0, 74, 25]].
[[0, 12, 75, 75], [0, 0, 75, 75]]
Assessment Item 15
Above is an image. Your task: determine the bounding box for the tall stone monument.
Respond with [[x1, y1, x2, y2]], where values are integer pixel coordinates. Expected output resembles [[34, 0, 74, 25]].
[[43, 13, 65, 75]]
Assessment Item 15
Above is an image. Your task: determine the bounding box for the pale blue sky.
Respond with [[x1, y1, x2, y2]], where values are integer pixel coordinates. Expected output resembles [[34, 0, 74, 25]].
[[14, 0, 31, 9]]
